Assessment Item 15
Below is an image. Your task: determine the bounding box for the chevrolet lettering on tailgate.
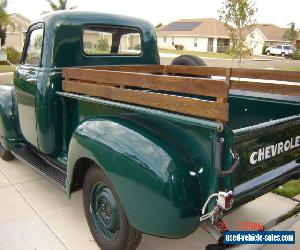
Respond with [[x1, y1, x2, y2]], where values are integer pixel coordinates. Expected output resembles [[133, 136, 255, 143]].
[[250, 136, 300, 165]]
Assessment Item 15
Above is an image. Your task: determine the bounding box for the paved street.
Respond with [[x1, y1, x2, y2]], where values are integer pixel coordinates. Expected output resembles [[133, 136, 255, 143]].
[[0, 158, 299, 250], [160, 55, 300, 69]]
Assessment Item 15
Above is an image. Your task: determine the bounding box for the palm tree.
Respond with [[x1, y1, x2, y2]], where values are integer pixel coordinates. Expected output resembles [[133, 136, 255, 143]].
[[284, 22, 298, 45], [155, 23, 164, 31], [46, 0, 76, 11]]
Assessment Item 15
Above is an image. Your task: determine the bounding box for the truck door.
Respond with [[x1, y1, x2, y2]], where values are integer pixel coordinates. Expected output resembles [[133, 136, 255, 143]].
[[14, 24, 44, 147]]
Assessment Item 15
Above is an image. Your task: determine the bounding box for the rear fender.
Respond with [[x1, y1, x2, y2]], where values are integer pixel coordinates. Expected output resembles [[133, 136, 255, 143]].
[[67, 117, 202, 238]]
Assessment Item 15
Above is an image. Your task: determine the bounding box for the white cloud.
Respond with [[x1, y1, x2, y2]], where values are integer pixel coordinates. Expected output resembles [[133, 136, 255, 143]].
[[7, 0, 300, 28]]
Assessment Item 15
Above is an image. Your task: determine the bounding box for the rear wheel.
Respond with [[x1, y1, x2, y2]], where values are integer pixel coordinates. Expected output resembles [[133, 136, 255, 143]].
[[266, 51, 271, 56], [83, 165, 142, 250], [0, 143, 14, 161]]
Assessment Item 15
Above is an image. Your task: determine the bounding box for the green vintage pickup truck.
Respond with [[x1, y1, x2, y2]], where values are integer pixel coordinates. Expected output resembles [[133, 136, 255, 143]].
[[0, 11, 300, 250]]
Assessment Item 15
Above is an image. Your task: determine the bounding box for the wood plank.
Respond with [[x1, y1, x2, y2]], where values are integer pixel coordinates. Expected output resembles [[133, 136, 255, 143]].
[[63, 80, 229, 121], [88, 65, 165, 74], [165, 65, 227, 77], [63, 68, 229, 98], [218, 68, 231, 104], [166, 66, 300, 83], [231, 68, 300, 83], [231, 80, 300, 96]]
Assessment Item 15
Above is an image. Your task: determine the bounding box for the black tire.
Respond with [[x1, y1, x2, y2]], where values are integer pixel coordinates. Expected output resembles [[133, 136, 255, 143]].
[[171, 54, 207, 67], [171, 55, 209, 78], [281, 52, 286, 58], [0, 143, 14, 161], [266, 51, 271, 56], [83, 165, 142, 250]]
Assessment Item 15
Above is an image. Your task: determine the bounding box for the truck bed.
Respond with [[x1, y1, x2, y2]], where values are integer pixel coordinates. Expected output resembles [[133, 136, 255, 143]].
[[61, 65, 300, 204], [62, 65, 300, 127]]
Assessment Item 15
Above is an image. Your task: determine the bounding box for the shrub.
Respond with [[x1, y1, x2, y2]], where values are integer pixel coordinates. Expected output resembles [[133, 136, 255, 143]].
[[175, 44, 184, 50], [6, 47, 21, 64], [134, 44, 141, 50], [95, 39, 109, 52], [262, 45, 268, 55], [292, 53, 300, 60]]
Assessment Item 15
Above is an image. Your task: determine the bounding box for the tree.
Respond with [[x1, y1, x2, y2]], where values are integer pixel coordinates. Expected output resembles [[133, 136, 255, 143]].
[[0, 0, 11, 46], [0, 27, 7, 46], [218, 0, 257, 63], [155, 23, 164, 30], [284, 22, 300, 58], [45, 0, 76, 11], [95, 39, 109, 52], [284, 22, 298, 45]]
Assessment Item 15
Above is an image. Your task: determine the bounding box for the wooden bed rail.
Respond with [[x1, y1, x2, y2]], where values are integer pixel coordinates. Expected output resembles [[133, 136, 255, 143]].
[[164, 65, 300, 96], [85, 65, 300, 95], [86, 65, 300, 83], [62, 67, 229, 122], [62, 65, 300, 123]]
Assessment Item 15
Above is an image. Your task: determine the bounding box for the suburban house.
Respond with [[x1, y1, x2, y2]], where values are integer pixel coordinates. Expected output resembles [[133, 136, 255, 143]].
[[5, 13, 31, 52], [245, 24, 300, 55], [157, 18, 230, 53]]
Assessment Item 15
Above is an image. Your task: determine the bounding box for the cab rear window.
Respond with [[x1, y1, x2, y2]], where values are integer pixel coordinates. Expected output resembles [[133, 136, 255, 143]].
[[83, 26, 142, 56]]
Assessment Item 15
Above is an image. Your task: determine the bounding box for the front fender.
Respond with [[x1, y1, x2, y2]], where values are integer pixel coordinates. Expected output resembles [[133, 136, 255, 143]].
[[67, 117, 202, 238], [0, 85, 20, 149]]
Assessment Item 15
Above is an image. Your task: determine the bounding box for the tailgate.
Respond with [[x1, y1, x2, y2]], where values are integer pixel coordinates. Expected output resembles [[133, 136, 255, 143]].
[[232, 115, 300, 201]]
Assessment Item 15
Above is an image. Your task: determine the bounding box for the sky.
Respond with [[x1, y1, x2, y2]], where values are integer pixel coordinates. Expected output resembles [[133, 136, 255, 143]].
[[6, 0, 300, 28]]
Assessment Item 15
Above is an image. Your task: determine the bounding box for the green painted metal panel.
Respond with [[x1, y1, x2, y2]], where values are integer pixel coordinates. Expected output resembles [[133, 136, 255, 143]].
[[62, 96, 222, 237], [232, 115, 300, 187]]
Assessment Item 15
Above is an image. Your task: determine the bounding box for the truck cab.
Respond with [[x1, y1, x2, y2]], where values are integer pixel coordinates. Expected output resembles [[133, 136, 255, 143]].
[[13, 11, 159, 157]]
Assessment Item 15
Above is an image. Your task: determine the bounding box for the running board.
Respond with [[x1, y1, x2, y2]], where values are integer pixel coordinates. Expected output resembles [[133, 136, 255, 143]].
[[11, 146, 67, 188]]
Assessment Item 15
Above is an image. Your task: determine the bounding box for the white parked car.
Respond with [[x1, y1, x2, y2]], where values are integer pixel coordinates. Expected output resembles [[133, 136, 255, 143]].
[[265, 44, 294, 57]]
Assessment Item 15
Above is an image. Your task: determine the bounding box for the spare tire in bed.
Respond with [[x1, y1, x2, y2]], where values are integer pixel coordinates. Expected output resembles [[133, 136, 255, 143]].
[[171, 55, 207, 66], [170, 55, 209, 78]]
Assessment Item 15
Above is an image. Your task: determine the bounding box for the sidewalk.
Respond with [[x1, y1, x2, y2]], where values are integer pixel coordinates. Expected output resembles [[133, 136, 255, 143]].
[[0, 158, 299, 249], [0, 72, 13, 85]]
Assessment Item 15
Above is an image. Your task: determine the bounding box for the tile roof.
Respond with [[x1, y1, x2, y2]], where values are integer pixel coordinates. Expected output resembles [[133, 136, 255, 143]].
[[245, 24, 299, 42]]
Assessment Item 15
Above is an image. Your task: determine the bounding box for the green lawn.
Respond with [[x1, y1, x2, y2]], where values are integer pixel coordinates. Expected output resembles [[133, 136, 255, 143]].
[[277, 67, 300, 71], [273, 179, 300, 198], [272, 67, 300, 198], [0, 65, 15, 73], [159, 48, 232, 59]]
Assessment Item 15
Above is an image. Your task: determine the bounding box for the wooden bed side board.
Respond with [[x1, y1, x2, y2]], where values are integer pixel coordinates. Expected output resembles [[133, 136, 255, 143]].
[[63, 68, 229, 98], [164, 65, 300, 96], [165, 65, 300, 83], [62, 80, 229, 122], [62, 67, 230, 122], [62, 65, 300, 122]]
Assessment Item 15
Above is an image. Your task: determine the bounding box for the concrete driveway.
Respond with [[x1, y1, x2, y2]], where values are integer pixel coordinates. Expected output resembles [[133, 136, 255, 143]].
[[0, 72, 13, 85], [0, 158, 299, 250]]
